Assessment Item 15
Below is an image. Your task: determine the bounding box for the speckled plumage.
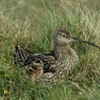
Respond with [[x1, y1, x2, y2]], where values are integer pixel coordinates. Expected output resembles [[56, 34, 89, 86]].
[[36, 42, 79, 83], [14, 29, 79, 83]]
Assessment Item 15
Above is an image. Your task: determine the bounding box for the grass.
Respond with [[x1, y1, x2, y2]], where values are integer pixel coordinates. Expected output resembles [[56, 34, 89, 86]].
[[0, 0, 100, 100]]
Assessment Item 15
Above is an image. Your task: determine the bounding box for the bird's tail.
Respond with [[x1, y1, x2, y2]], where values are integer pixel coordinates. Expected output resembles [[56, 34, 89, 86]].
[[13, 45, 35, 67]]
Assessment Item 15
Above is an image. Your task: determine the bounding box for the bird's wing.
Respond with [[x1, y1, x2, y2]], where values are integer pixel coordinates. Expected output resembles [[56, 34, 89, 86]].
[[34, 51, 56, 73], [13, 46, 56, 73], [13, 45, 35, 66]]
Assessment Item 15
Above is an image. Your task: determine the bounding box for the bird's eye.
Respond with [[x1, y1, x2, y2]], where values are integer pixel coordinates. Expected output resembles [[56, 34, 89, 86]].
[[62, 35, 66, 37], [62, 35, 68, 38]]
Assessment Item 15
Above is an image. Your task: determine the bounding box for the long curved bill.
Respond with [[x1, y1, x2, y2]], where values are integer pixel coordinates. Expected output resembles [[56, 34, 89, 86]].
[[72, 37, 100, 50]]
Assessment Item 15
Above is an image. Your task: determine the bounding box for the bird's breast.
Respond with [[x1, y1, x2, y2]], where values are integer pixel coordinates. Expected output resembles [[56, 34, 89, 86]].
[[55, 49, 79, 75]]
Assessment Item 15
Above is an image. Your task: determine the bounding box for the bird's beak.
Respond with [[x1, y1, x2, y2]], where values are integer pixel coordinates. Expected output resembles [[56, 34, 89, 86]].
[[71, 37, 100, 50]]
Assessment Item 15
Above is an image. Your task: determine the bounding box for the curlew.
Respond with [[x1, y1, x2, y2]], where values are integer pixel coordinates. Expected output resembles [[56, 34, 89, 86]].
[[14, 29, 100, 83]]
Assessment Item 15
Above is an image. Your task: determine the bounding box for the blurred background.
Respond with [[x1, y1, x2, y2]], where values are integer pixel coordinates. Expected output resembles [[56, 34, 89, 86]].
[[0, 0, 100, 100]]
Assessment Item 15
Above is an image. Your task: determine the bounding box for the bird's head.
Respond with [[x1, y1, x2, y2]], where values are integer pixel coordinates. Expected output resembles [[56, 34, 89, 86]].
[[54, 29, 100, 49], [54, 29, 74, 45]]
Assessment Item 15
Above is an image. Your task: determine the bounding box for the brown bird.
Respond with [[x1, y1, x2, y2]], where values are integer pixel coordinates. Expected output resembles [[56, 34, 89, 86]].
[[26, 59, 43, 82], [14, 29, 100, 83]]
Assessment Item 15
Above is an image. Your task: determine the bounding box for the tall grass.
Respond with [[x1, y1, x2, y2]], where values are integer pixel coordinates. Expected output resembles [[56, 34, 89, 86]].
[[0, 0, 100, 100]]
